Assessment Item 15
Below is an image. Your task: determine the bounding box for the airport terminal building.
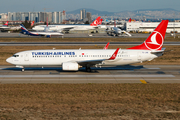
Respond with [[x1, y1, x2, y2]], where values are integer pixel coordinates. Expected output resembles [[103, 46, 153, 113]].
[[126, 22, 180, 33]]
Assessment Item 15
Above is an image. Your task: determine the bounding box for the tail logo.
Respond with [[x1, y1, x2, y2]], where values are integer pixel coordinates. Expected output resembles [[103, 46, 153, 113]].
[[144, 31, 163, 50], [93, 20, 98, 25]]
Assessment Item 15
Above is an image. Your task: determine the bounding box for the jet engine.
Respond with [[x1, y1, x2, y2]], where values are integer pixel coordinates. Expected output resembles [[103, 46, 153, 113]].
[[45, 35, 51, 38], [62, 62, 80, 71]]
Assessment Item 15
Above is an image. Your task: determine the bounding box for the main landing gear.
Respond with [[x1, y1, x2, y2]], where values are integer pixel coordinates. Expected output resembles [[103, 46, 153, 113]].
[[86, 66, 91, 72]]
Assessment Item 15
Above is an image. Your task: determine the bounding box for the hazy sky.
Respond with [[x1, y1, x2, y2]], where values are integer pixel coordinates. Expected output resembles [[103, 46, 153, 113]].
[[0, 0, 180, 13]]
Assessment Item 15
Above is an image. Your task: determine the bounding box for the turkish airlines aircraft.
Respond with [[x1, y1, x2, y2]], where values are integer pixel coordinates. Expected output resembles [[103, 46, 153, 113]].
[[32, 17, 101, 32], [0, 21, 21, 31], [6, 20, 168, 72]]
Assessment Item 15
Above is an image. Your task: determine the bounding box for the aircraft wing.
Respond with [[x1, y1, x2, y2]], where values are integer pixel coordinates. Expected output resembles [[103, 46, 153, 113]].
[[62, 27, 75, 31], [77, 59, 106, 67]]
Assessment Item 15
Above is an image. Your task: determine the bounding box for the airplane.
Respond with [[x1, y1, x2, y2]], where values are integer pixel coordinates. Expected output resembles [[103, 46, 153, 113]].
[[106, 19, 131, 37], [0, 21, 21, 31], [6, 20, 168, 72], [20, 24, 64, 38], [102, 19, 111, 24], [32, 16, 102, 32]]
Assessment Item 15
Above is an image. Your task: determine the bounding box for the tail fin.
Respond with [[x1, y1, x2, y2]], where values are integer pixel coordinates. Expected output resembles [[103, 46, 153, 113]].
[[44, 17, 49, 32], [128, 20, 169, 50], [3, 21, 8, 26], [31, 21, 34, 26], [98, 19, 103, 25], [20, 24, 29, 34], [128, 18, 131, 22], [46, 17, 48, 27], [90, 16, 101, 26]]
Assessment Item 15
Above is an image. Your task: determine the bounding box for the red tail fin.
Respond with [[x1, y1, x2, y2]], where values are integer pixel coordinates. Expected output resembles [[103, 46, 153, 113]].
[[46, 17, 48, 27], [128, 20, 169, 50], [90, 16, 101, 26], [3, 21, 8, 26], [31, 21, 34, 26], [128, 18, 131, 22]]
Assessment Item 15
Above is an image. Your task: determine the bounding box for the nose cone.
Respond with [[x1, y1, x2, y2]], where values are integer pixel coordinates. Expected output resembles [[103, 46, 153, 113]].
[[6, 57, 13, 64]]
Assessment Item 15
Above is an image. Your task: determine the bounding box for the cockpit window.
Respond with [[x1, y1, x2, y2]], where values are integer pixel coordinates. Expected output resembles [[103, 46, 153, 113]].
[[13, 55, 19, 57]]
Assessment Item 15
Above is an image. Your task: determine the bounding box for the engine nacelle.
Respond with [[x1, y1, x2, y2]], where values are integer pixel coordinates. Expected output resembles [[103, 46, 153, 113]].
[[45, 35, 51, 38], [62, 62, 79, 71]]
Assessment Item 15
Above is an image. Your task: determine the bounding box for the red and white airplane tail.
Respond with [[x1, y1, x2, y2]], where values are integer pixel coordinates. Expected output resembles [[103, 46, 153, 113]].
[[128, 20, 169, 50], [3, 21, 8, 26], [128, 18, 132, 22], [90, 16, 101, 26], [31, 21, 35, 26]]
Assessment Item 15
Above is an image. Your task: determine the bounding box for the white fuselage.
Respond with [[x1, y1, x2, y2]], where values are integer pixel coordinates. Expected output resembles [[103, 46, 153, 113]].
[[30, 31, 64, 36], [32, 25, 99, 31], [6, 49, 161, 67], [113, 27, 122, 34]]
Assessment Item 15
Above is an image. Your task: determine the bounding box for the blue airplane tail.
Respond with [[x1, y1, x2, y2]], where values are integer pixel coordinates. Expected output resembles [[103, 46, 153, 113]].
[[20, 24, 30, 35]]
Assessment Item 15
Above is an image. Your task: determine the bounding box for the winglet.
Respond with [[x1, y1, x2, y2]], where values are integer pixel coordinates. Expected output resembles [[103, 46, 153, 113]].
[[108, 48, 120, 60], [103, 42, 110, 50]]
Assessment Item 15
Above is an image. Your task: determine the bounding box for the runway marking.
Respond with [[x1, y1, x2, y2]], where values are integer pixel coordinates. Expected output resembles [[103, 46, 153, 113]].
[[140, 80, 147, 84], [0, 74, 175, 78]]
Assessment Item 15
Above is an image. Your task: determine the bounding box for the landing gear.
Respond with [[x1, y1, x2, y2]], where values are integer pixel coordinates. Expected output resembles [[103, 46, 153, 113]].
[[86, 66, 91, 72], [22, 68, 25, 72]]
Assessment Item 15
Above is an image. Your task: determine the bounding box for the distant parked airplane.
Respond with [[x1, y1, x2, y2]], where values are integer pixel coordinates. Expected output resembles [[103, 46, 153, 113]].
[[0, 21, 21, 31], [20, 24, 64, 38], [32, 16, 102, 32], [106, 19, 131, 36]]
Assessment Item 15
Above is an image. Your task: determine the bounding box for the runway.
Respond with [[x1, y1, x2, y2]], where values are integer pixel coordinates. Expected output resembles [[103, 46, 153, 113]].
[[0, 65, 179, 84], [0, 42, 180, 46]]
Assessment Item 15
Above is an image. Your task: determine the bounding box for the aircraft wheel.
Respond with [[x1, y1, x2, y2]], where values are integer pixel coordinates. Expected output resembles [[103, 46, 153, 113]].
[[86, 67, 91, 72]]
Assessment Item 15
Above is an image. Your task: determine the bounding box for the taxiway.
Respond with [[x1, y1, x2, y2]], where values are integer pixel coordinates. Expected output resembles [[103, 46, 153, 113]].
[[0, 65, 179, 84]]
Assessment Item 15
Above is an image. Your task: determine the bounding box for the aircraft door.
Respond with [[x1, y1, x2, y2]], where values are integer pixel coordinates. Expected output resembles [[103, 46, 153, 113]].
[[24, 53, 29, 61]]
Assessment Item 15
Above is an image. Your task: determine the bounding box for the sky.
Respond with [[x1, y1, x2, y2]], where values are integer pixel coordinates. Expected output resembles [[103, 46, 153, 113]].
[[0, 0, 180, 13]]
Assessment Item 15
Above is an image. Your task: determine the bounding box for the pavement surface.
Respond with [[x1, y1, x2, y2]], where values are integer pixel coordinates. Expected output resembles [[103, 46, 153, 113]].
[[0, 65, 179, 84], [0, 32, 149, 38]]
